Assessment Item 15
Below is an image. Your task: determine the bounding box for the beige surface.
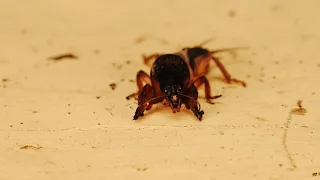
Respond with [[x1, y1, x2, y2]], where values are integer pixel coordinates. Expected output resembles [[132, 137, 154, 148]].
[[1, 0, 320, 179]]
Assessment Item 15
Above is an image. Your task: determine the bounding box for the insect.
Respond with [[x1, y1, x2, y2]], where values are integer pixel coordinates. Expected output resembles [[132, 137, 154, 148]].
[[126, 42, 247, 121]]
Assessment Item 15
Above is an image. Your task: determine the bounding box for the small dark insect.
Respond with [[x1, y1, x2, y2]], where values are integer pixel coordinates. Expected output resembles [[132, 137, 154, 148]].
[[48, 53, 78, 61], [126, 42, 247, 121]]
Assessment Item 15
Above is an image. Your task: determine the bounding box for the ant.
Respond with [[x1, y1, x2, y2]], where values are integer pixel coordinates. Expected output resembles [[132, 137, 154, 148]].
[[126, 41, 247, 121]]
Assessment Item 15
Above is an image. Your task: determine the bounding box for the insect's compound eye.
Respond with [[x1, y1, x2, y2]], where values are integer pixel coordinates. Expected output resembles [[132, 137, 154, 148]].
[[177, 87, 182, 93], [164, 89, 170, 96], [173, 85, 182, 94]]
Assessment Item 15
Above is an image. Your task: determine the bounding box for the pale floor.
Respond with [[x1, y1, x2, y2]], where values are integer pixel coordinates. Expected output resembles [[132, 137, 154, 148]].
[[0, 0, 319, 179]]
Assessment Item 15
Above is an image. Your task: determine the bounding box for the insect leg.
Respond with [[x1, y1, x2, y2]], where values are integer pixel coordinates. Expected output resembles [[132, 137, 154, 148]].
[[193, 76, 222, 104], [211, 55, 247, 87], [142, 53, 163, 66], [133, 84, 163, 120], [126, 70, 151, 100], [181, 84, 204, 121]]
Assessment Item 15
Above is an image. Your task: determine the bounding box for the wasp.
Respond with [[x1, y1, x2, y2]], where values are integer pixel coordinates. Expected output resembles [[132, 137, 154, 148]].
[[126, 42, 247, 121]]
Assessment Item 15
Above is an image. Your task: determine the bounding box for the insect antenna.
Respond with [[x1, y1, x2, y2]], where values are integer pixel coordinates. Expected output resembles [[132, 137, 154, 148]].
[[195, 37, 215, 47], [140, 95, 165, 108], [210, 46, 249, 54], [179, 94, 202, 110]]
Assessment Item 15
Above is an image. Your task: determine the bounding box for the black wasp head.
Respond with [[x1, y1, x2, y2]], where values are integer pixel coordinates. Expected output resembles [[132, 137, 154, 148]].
[[163, 84, 183, 113]]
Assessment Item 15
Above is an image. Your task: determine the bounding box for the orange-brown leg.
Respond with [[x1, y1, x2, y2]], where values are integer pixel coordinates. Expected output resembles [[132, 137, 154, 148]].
[[193, 76, 222, 104], [133, 84, 164, 120], [211, 56, 247, 87], [181, 84, 204, 120], [142, 53, 163, 66], [126, 70, 151, 100]]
